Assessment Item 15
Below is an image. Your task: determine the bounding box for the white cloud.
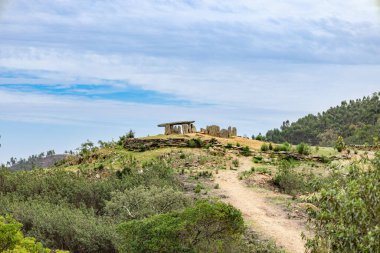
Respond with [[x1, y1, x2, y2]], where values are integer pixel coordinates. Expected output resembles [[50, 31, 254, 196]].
[[0, 0, 380, 161]]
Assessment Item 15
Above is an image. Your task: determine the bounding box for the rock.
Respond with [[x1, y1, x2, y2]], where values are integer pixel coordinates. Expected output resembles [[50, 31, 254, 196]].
[[190, 124, 197, 133], [123, 138, 221, 152], [220, 129, 229, 138], [206, 125, 221, 137], [227, 126, 237, 137]]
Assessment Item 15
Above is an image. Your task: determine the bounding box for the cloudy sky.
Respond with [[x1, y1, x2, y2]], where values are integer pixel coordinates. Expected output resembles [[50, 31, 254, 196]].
[[1, 0, 380, 162]]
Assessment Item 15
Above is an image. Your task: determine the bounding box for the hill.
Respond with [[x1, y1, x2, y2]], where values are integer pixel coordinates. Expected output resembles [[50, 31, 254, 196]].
[[7, 151, 67, 171], [1, 131, 379, 252], [265, 92, 380, 146]]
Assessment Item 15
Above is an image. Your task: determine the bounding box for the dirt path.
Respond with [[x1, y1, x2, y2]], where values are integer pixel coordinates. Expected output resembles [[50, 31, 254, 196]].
[[214, 157, 307, 253]]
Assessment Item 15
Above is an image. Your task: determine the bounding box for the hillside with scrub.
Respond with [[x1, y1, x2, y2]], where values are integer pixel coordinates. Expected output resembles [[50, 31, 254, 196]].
[[265, 92, 380, 146], [1, 127, 380, 253]]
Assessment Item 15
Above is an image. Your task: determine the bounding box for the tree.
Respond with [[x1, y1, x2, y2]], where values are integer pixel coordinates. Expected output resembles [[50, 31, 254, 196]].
[[118, 130, 136, 145], [265, 92, 380, 146], [0, 215, 68, 253]]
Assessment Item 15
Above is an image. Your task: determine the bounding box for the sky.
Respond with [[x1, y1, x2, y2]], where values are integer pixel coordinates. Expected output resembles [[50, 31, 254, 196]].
[[1, 0, 380, 163]]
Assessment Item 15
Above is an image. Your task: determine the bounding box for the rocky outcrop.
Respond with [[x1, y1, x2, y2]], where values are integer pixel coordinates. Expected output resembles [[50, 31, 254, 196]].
[[123, 138, 221, 152]]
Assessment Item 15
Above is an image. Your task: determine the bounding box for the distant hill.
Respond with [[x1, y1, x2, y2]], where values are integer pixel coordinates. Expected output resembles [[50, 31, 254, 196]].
[[266, 92, 380, 146], [9, 153, 67, 171]]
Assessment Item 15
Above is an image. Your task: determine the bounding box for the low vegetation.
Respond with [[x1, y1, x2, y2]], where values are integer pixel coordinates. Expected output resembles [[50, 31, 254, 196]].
[[306, 152, 380, 252], [0, 139, 285, 253]]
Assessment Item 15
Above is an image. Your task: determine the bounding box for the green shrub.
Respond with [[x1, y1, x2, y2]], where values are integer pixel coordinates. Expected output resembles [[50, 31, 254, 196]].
[[307, 157, 380, 252], [273, 142, 291, 152], [0, 215, 68, 253], [225, 143, 233, 149], [232, 159, 239, 167], [117, 130, 135, 145], [256, 134, 264, 141], [319, 155, 331, 164], [280, 142, 292, 152], [273, 161, 320, 196], [117, 200, 245, 253], [260, 143, 269, 152], [187, 138, 204, 148], [335, 136, 346, 152], [0, 159, 179, 215], [105, 186, 191, 222], [296, 142, 311, 155], [255, 167, 272, 175], [253, 156, 263, 163], [241, 146, 251, 156], [194, 183, 203, 194], [0, 197, 117, 253]]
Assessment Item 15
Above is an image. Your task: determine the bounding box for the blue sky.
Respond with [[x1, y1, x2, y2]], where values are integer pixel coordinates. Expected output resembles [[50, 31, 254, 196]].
[[1, 0, 380, 163]]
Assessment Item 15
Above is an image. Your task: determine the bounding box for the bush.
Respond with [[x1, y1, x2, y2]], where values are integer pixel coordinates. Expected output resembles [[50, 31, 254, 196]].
[[105, 186, 191, 221], [187, 138, 204, 148], [273, 161, 320, 196], [307, 157, 380, 252], [225, 143, 233, 149], [255, 167, 272, 175], [253, 156, 263, 164], [241, 146, 251, 156], [296, 142, 311, 155], [0, 160, 180, 214], [232, 159, 239, 167], [0, 215, 68, 253], [273, 142, 292, 152], [335, 136, 346, 152], [256, 134, 264, 141], [260, 143, 269, 152], [319, 155, 331, 164], [0, 198, 117, 253], [117, 200, 245, 253], [280, 142, 292, 152], [118, 130, 135, 145]]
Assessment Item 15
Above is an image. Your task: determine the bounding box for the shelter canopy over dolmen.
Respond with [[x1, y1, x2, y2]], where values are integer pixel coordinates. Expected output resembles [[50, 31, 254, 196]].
[[158, 121, 196, 135]]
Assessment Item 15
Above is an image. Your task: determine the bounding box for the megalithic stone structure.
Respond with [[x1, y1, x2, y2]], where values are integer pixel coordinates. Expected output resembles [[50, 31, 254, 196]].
[[158, 121, 196, 135]]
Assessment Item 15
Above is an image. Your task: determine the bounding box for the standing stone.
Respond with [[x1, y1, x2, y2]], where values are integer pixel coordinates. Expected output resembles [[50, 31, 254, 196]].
[[206, 125, 221, 137], [220, 129, 229, 138], [232, 127, 237, 137], [165, 125, 171, 135], [191, 124, 197, 133], [228, 126, 232, 137]]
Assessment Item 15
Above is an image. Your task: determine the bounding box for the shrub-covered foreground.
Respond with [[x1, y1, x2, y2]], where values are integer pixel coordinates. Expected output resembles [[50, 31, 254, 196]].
[[306, 152, 380, 252], [0, 150, 283, 253]]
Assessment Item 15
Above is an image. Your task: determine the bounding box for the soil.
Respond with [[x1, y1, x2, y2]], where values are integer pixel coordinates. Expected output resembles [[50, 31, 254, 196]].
[[214, 156, 308, 253]]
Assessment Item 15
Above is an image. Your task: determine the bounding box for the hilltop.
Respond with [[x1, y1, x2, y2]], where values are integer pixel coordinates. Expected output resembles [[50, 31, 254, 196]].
[[1, 128, 379, 253]]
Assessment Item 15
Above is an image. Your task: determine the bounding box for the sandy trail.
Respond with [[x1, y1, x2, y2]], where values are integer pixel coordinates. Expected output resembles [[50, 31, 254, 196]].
[[214, 157, 307, 253]]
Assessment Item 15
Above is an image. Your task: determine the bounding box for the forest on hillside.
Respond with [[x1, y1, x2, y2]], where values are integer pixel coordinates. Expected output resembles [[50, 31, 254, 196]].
[[266, 92, 380, 146]]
